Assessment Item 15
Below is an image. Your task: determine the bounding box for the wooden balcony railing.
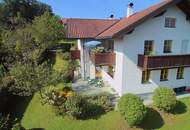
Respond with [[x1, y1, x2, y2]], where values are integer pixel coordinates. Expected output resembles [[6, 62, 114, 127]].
[[138, 54, 190, 70], [71, 50, 80, 60], [90, 52, 116, 66]]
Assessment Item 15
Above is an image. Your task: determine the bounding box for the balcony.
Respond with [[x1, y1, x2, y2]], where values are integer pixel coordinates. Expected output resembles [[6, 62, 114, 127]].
[[90, 52, 116, 66], [138, 54, 190, 70], [70, 50, 80, 60]]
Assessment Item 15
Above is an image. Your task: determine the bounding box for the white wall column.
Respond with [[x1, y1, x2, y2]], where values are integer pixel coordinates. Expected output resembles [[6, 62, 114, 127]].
[[78, 39, 85, 80], [90, 62, 96, 79]]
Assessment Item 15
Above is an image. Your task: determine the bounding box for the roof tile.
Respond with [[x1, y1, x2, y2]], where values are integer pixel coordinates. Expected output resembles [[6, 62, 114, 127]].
[[62, 18, 119, 39]]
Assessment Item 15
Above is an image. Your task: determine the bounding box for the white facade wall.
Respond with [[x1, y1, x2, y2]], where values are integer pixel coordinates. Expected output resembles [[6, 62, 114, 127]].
[[78, 39, 91, 79], [101, 69, 115, 87], [113, 6, 190, 95]]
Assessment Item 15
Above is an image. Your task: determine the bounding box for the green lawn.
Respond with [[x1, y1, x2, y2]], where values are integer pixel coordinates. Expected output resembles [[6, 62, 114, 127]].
[[20, 94, 190, 130]]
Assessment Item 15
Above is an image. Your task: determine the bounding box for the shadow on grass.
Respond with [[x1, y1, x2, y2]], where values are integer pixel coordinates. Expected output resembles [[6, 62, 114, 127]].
[[138, 107, 164, 130], [29, 128, 45, 130], [81, 103, 107, 120], [5, 95, 33, 121], [171, 100, 187, 115]]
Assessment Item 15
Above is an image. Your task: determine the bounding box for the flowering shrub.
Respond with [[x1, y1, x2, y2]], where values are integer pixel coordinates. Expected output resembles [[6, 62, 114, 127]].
[[41, 85, 73, 106]]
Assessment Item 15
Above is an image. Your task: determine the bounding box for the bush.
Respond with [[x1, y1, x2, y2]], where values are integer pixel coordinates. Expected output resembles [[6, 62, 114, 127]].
[[12, 122, 25, 130], [85, 93, 113, 112], [51, 93, 113, 119], [83, 93, 113, 118], [118, 94, 147, 127], [64, 94, 87, 119], [0, 114, 11, 130], [0, 64, 6, 78], [153, 87, 177, 112]]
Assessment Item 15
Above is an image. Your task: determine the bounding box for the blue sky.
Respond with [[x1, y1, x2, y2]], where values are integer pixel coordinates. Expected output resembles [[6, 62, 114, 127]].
[[39, 0, 161, 19]]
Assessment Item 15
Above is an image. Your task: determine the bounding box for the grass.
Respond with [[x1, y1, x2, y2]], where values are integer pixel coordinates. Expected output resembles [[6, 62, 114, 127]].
[[19, 93, 190, 130], [53, 52, 68, 72], [21, 94, 129, 130]]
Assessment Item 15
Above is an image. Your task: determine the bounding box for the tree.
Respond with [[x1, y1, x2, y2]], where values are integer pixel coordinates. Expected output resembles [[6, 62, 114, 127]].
[[0, 1, 65, 97], [0, 0, 52, 29], [31, 12, 65, 56], [1, 12, 65, 67], [7, 62, 51, 96]]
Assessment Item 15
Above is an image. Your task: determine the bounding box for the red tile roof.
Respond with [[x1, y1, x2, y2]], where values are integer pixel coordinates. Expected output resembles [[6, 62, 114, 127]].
[[62, 18, 119, 39], [96, 0, 176, 39], [63, 0, 190, 39]]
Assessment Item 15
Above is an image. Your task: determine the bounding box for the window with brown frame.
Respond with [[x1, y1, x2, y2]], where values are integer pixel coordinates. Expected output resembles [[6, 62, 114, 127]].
[[160, 69, 169, 81], [144, 40, 154, 55], [177, 67, 184, 79], [165, 17, 176, 28], [164, 40, 172, 53], [142, 70, 150, 83]]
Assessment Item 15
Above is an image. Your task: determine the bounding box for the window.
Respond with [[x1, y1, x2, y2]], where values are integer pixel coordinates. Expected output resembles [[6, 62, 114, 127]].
[[142, 70, 150, 83], [164, 40, 172, 53], [144, 40, 154, 55], [160, 69, 168, 81], [165, 17, 176, 28], [177, 67, 184, 79]]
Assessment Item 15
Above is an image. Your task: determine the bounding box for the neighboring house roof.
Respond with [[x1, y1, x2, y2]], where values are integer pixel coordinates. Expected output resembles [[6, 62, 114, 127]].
[[63, 0, 190, 39], [62, 18, 119, 39]]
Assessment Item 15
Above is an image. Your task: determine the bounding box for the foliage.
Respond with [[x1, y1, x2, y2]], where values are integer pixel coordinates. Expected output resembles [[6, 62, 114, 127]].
[[0, 113, 11, 130], [8, 62, 51, 96], [31, 12, 64, 52], [64, 94, 87, 119], [0, 64, 6, 78], [85, 93, 113, 112], [12, 122, 25, 130], [52, 52, 77, 82], [118, 93, 147, 127], [2, 26, 38, 64], [153, 87, 177, 112], [47, 90, 113, 119], [0, 8, 65, 97], [0, 0, 52, 29], [41, 84, 73, 106], [1, 12, 65, 65], [9, 93, 190, 130], [91, 47, 105, 53], [87, 78, 104, 88], [85, 93, 113, 117]]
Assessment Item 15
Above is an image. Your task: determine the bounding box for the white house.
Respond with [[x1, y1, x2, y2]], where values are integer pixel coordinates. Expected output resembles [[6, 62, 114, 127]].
[[63, 0, 190, 97]]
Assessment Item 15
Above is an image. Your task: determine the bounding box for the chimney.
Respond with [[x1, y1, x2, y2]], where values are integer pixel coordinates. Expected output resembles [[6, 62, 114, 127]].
[[127, 3, 134, 17], [108, 14, 114, 20]]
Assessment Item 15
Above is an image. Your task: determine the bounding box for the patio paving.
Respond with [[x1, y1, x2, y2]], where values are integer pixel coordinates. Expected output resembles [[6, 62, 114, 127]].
[[72, 79, 118, 96]]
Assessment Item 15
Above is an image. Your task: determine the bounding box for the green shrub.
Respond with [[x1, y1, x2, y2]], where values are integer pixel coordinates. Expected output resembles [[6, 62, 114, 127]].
[[64, 94, 87, 119], [118, 94, 147, 127], [0, 64, 6, 78], [41, 86, 66, 106], [51, 93, 113, 119], [84, 93, 112, 118], [12, 122, 25, 130], [62, 52, 71, 60], [85, 93, 113, 112], [153, 87, 177, 112], [0, 114, 11, 130]]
